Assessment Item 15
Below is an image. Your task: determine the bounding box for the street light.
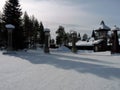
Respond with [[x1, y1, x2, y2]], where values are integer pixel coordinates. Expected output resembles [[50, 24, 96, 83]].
[[5, 24, 15, 51]]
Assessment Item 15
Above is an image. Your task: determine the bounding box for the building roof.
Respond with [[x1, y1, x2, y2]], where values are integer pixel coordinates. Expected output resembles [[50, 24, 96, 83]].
[[44, 28, 50, 32], [111, 25, 120, 31], [96, 21, 110, 31]]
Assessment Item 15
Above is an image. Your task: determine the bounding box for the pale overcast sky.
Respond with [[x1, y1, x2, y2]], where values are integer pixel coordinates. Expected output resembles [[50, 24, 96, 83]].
[[0, 0, 120, 37]]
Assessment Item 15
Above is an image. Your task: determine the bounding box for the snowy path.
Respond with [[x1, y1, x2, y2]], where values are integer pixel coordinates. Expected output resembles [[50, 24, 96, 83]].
[[0, 49, 120, 90]]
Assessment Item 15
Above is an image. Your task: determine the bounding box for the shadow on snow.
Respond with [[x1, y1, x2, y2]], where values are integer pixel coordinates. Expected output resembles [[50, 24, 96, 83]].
[[7, 50, 120, 80]]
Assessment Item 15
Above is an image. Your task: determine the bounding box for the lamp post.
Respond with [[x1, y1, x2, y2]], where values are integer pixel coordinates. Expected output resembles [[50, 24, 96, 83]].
[[5, 24, 15, 51], [44, 28, 50, 53], [71, 31, 77, 53]]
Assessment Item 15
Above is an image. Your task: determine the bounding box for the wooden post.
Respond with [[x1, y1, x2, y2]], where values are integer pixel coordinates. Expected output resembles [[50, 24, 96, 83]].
[[111, 26, 120, 54], [71, 31, 77, 53], [5, 24, 15, 51], [44, 28, 50, 53]]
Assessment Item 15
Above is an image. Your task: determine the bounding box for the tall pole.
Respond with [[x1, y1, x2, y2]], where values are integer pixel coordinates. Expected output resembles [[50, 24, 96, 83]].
[[5, 24, 15, 51], [7, 29, 13, 51], [111, 25, 120, 54], [71, 31, 77, 53], [44, 28, 50, 53], [111, 30, 120, 54]]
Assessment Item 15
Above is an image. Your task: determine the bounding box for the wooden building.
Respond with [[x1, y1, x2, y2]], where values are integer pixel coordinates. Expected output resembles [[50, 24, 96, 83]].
[[93, 21, 111, 52]]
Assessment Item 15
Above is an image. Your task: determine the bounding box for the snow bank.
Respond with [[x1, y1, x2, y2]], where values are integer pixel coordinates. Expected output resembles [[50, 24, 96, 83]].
[[57, 45, 71, 52]]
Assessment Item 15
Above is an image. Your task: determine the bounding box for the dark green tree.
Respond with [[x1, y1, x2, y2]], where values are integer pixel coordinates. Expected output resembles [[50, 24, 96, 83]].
[[0, 11, 3, 46], [77, 33, 81, 41], [56, 36, 61, 45], [23, 13, 40, 48], [32, 17, 39, 48], [82, 33, 88, 41], [56, 26, 66, 46], [2, 0, 23, 49], [22, 11, 31, 48], [0, 11, 7, 47], [34, 19, 39, 46], [23, 12, 29, 37], [27, 15, 35, 48], [91, 30, 96, 38], [50, 39, 55, 45], [0, 11, 2, 29], [39, 22, 45, 46], [25, 15, 40, 48]]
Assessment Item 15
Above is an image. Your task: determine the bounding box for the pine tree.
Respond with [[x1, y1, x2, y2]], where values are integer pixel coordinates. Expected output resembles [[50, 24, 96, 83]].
[[39, 22, 45, 46], [82, 33, 88, 41], [91, 30, 96, 38], [23, 13, 40, 48], [23, 12, 29, 38], [34, 19, 39, 46], [32, 18, 39, 48], [0, 11, 2, 30], [56, 36, 61, 45], [22, 11, 31, 48], [2, 0, 23, 49], [0, 11, 2, 21], [56, 26, 66, 45], [77, 33, 81, 40], [0, 11, 2, 45]]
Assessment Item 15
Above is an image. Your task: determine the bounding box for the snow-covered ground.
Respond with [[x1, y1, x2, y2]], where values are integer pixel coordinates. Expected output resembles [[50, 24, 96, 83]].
[[0, 48, 120, 90]]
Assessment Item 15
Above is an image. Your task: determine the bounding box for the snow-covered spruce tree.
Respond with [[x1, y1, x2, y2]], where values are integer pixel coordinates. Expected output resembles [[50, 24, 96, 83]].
[[2, 0, 24, 50]]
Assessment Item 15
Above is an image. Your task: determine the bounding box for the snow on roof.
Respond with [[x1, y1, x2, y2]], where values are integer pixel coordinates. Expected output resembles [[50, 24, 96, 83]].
[[5, 24, 15, 29], [70, 30, 77, 34], [93, 39, 103, 44], [97, 21, 110, 30], [68, 41, 93, 46], [99, 24, 110, 30], [76, 41, 93, 46], [44, 28, 50, 32], [111, 25, 120, 31], [69, 39, 104, 46]]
